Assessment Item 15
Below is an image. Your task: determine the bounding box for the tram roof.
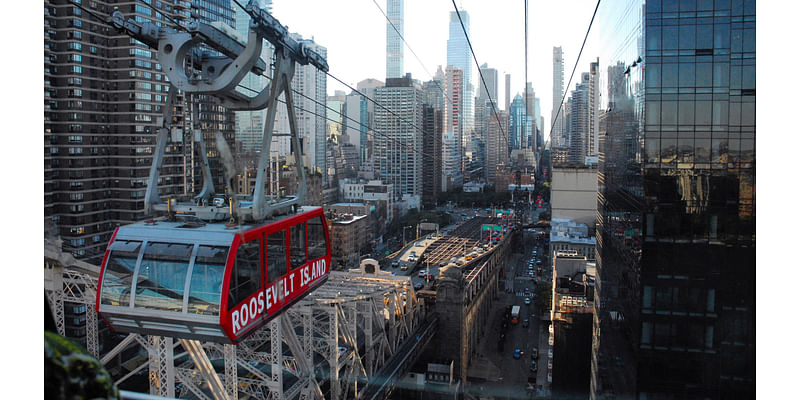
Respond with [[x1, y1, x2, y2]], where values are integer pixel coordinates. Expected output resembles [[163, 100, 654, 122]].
[[115, 206, 323, 244]]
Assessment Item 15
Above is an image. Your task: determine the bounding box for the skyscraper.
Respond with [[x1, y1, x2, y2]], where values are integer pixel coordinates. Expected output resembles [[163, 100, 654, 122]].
[[509, 94, 526, 150], [374, 75, 424, 200], [447, 9, 473, 169], [275, 33, 327, 183], [422, 105, 442, 208], [386, 0, 404, 79], [478, 63, 498, 106], [567, 77, 589, 164], [525, 82, 537, 150], [356, 78, 385, 164], [552, 46, 565, 146], [44, 0, 235, 263], [591, 1, 755, 399], [486, 110, 508, 187], [443, 66, 463, 190]]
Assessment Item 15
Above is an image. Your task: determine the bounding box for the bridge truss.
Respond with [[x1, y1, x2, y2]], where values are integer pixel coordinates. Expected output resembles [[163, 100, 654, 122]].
[[45, 240, 427, 400]]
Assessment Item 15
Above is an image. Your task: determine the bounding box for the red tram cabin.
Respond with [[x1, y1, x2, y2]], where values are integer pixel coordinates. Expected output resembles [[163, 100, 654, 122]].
[[95, 206, 331, 344]]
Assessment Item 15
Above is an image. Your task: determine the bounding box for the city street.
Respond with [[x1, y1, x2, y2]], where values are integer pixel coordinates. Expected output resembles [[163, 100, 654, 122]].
[[469, 225, 549, 399]]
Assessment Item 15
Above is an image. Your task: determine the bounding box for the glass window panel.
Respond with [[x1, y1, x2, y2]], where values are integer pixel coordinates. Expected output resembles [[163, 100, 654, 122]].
[[728, 134, 741, 164], [662, 101, 677, 125], [714, 24, 730, 49], [661, 135, 677, 163], [715, 0, 731, 9], [711, 135, 728, 163], [730, 65, 741, 90], [729, 101, 741, 125], [655, 323, 670, 347], [228, 240, 261, 310], [642, 322, 653, 344], [646, 101, 661, 124], [696, 100, 712, 125], [678, 136, 694, 163], [743, 0, 755, 14], [695, 132, 711, 162], [188, 246, 227, 315], [731, 29, 743, 53], [663, 26, 679, 50], [698, 0, 714, 11], [679, 63, 695, 87], [712, 100, 728, 125], [663, 0, 679, 12], [645, 138, 660, 164], [647, 26, 661, 50], [290, 222, 307, 269], [741, 101, 754, 126], [646, 64, 661, 88], [100, 240, 142, 306], [741, 135, 754, 162], [743, 28, 755, 52], [678, 100, 695, 125], [742, 65, 755, 90], [135, 242, 192, 311], [267, 231, 287, 283], [679, 0, 696, 11], [647, 0, 662, 13], [663, 63, 678, 87], [307, 217, 328, 261], [714, 63, 730, 87], [696, 63, 712, 87], [696, 24, 713, 49], [679, 24, 696, 49]]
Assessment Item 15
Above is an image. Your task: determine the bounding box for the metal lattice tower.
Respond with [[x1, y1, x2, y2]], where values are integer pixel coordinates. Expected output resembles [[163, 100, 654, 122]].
[[45, 240, 428, 400]]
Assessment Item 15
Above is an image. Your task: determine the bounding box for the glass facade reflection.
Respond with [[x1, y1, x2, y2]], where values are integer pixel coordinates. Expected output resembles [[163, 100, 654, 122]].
[[591, 1, 755, 399]]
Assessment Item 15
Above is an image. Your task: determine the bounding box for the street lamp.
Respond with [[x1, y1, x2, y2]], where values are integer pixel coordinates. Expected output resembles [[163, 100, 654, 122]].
[[402, 225, 412, 246]]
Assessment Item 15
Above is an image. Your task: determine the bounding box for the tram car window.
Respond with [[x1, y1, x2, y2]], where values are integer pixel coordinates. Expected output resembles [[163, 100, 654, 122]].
[[134, 242, 193, 311], [267, 230, 287, 283], [100, 240, 142, 306], [307, 217, 328, 260], [229, 239, 262, 311], [290, 222, 307, 269], [188, 246, 227, 315]]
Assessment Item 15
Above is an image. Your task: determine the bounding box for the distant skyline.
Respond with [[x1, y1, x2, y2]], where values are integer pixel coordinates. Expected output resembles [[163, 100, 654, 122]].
[[270, 0, 600, 142]]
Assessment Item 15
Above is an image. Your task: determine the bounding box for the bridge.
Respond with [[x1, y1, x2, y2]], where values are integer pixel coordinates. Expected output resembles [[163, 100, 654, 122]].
[[45, 237, 432, 400], [45, 215, 516, 399]]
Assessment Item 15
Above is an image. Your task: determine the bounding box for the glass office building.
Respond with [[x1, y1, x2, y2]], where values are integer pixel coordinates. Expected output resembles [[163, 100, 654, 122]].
[[591, 1, 755, 399]]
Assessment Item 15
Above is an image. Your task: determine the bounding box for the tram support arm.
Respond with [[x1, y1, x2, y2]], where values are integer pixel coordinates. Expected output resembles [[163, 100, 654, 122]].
[[144, 86, 177, 215]]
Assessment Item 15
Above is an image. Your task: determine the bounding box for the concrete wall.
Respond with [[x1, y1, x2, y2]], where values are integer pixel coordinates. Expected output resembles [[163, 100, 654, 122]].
[[551, 168, 598, 226]]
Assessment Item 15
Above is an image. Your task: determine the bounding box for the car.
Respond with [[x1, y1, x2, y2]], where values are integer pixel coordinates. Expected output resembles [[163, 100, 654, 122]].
[[400, 265, 408, 271], [419, 270, 427, 278], [522, 318, 529, 327], [525, 297, 531, 305], [530, 361, 538, 372], [414, 282, 424, 290], [391, 260, 399, 268], [513, 348, 521, 359], [531, 346, 539, 359]]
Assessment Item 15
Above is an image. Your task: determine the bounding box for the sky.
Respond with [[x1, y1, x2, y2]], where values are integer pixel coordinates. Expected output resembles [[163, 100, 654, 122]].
[[269, 0, 601, 142]]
